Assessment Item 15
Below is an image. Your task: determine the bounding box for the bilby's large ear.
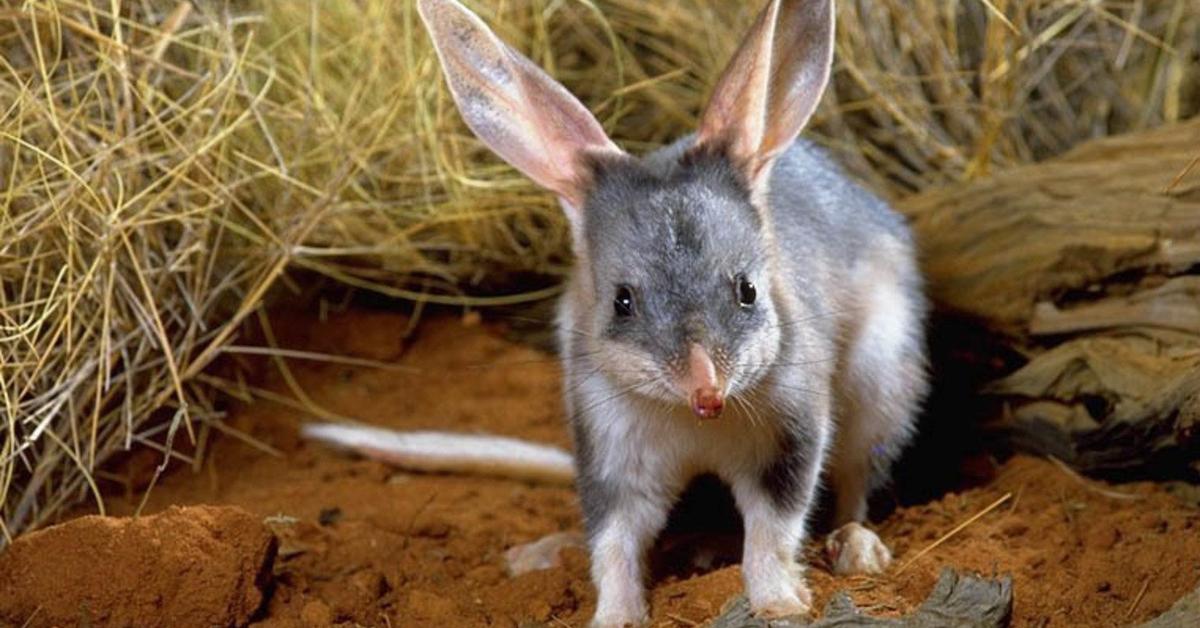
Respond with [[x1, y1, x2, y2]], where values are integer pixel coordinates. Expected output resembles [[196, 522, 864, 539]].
[[694, 0, 834, 188], [418, 0, 622, 213]]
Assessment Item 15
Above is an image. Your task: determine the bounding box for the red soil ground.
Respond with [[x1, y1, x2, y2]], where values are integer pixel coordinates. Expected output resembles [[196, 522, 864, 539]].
[[2, 308, 1198, 627]]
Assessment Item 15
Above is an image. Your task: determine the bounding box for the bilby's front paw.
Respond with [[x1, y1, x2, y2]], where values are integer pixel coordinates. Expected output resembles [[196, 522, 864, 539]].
[[826, 522, 892, 575], [591, 584, 648, 628], [589, 607, 648, 628], [747, 566, 813, 619], [750, 588, 812, 620]]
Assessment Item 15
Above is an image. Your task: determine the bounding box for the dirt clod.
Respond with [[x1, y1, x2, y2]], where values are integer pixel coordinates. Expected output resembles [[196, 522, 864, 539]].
[[0, 505, 276, 628]]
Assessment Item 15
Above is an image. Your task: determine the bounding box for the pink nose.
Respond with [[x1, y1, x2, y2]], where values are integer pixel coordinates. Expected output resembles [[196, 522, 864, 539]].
[[691, 386, 724, 419]]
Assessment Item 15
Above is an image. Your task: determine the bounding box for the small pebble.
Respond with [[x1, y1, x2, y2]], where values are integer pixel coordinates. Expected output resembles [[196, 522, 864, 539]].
[[318, 507, 343, 527]]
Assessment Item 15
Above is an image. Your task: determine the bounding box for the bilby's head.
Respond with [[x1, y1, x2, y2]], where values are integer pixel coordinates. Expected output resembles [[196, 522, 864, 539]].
[[418, 0, 833, 418]]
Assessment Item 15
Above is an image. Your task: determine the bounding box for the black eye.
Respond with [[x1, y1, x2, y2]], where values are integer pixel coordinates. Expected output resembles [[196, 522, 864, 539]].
[[614, 285, 635, 317], [736, 275, 756, 307]]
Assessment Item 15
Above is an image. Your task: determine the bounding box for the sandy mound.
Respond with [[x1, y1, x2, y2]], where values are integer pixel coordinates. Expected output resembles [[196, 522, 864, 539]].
[[0, 505, 276, 628]]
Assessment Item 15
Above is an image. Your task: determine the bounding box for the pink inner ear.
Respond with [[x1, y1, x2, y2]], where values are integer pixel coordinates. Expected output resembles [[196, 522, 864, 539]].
[[756, 0, 834, 156], [694, 0, 834, 184], [696, 0, 780, 167], [419, 0, 621, 209]]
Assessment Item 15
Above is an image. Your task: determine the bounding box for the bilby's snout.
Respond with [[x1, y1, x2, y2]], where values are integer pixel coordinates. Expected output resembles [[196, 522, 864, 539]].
[[684, 344, 724, 419]]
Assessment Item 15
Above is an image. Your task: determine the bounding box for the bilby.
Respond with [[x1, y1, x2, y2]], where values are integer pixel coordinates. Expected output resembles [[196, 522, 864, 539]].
[[304, 0, 928, 625]]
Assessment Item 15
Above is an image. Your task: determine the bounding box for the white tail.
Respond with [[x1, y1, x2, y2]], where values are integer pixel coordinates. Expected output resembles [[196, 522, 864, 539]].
[[301, 423, 575, 486]]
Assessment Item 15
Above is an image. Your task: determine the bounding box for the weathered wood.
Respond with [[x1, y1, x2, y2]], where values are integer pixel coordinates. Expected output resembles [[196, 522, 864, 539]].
[[710, 569, 1013, 627], [898, 119, 1200, 477], [1138, 585, 1200, 628]]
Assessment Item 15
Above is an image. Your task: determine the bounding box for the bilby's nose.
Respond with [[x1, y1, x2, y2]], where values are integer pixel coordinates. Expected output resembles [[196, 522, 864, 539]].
[[691, 386, 724, 418], [685, 344, 724, 419]]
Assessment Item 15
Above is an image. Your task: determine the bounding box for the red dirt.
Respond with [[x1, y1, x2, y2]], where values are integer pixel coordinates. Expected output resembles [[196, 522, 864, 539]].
[[5, 308, 1199, 627]]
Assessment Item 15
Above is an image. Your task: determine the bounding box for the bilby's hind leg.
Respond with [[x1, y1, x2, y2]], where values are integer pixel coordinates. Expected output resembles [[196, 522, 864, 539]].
[[828, 255, 927, 575]]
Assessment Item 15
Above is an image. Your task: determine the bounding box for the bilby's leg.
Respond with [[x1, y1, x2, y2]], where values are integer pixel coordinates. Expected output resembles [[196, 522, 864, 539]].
[[828, 264, 927, 575]]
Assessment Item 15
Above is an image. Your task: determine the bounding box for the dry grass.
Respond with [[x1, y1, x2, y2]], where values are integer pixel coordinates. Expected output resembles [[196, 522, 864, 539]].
[[0, 0, 344, 540], [895, 492, 1012, 574], [1, 0, 1196, 541]]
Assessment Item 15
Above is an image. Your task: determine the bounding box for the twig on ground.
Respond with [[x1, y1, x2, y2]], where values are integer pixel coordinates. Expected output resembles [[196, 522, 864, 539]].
[[896, 493, 1013, 574]]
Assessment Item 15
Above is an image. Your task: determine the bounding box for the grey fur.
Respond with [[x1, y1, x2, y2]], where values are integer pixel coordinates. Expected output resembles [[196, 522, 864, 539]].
[[583, 147, 770, 369], [419, 0, 928, 624], [571, 133, 926, 489], [560, 134, 928, 624]]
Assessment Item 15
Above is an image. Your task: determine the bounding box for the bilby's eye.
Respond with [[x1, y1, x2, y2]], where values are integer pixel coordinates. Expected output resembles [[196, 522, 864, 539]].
[[614, 284, 635, 317], [736, 274, 756, 307]]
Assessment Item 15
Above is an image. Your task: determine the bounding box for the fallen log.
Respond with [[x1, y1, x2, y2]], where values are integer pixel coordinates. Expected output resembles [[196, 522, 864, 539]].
[[1139, 585, 1200, 628], [898, 118, 1200, 478]]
